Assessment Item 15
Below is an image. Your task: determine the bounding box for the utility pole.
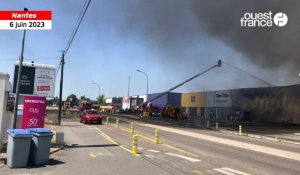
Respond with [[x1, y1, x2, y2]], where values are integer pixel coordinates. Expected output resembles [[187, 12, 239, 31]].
[[57, 51, 65, 125], [13, 8, 28, 129]]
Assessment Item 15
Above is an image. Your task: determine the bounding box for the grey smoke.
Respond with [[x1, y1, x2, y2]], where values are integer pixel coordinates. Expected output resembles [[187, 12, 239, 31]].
[[87, 0, 300, 85], [191, 0, 300, 71]]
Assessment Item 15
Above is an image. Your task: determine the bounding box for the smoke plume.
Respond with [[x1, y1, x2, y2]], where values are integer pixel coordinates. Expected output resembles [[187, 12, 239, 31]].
[[92, 0, 300, 85]]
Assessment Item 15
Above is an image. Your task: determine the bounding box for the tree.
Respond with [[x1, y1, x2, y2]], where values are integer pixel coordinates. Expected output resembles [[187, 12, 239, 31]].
[[80, 95, 90, 101], [66, 94, 79, 106], [46, 96, 59, 106], [96, 95, 105, 105]]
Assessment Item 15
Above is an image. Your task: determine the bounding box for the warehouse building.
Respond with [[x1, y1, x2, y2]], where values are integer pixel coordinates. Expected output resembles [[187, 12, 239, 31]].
[[181, 90, 234, 120], [147, 92, 181, 107], [181, 84, 300, 124]]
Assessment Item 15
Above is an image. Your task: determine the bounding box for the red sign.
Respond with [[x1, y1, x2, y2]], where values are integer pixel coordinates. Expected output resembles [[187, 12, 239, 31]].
[[37, 85, 50, 91], [0, 11, 52, 20], [22, 96, 46, 129]]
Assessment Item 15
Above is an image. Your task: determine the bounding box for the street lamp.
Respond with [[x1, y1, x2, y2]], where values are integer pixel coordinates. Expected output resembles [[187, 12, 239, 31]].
[[136, 70, 149, 97], [92, 82, 100, 99]]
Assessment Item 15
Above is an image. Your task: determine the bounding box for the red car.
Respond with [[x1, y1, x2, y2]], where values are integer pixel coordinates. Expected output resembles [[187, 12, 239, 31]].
[[80, 110, 102, 124]]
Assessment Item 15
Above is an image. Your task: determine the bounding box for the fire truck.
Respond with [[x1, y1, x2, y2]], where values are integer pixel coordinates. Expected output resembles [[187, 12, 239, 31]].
[[78, 101, 92, 111], [63, 101, 71, 110], [160, 104, 180, 118], [140, 60, 222, 119]]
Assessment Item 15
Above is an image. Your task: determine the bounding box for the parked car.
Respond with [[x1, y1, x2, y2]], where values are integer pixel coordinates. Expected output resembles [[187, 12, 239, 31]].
[[80, 110, 102, 124]]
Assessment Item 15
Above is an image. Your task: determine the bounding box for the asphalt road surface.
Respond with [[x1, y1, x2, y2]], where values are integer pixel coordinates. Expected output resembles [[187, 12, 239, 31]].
[[1, 113, 299, 175]]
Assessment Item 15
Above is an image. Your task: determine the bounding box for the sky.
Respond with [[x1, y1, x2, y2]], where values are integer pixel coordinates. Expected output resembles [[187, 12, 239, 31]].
[[0, 0, 299, 100]]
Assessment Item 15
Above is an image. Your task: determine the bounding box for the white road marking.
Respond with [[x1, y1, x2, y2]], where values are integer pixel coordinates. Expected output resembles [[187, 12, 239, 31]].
[[214, 168, 236, 175], [89, 152, 97, 158], [247, 134, 262, 139], [165, 153, 201, 162], [139, 123, 300, 161], [147, 149, 160, 153], [222, 167, 249, 175], [138, 147, 144, 150], [146, 155, 155, 158], [213, 167, 250, 175]]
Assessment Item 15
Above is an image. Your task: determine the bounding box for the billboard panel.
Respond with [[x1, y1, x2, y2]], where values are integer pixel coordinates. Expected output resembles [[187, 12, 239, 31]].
[[206, 90, 232, 107], [33, 67, 55, 97], [13, 63, 55, 97], [13, 65, 35, 95], [21, 96, 46, 129]]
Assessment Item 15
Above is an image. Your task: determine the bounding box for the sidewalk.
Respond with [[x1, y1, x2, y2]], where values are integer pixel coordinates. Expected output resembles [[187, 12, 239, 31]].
[[0, 120, 174, 175]]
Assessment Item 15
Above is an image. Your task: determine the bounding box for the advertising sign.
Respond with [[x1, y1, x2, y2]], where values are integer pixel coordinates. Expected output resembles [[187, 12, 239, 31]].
[[13, 63, 55, 97], [34, 67, 55, 97], [13, 65, 35, 94], [22, 96, 46, 129], [206, 91, 232, 108], [17, 104, 23, 116]]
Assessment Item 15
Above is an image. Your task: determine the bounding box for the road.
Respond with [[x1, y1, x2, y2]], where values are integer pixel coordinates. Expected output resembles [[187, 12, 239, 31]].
[[1, 112, 300, 175], [95, 114, 300, 175]]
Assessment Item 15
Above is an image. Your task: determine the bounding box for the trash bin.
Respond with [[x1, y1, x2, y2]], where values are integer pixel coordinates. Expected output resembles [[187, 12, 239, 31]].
[[28, 128, 54, 165], [6, 129, 32, 168]]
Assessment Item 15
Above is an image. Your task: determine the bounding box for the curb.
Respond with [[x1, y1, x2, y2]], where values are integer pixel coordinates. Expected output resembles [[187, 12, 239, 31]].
[[219, 129, 300, 146]]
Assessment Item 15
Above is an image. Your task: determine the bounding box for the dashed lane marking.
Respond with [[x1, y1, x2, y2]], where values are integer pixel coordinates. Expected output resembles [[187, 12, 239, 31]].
[[89, 152, 97, 158], [138, 133, 198, 157], [162, 143, 198, 157], [213, 167, 251, 175], [192, 170, 204, 175], [104, 121, 199, 158], [147, 150, 160, 153], [165, 153, 201, 162], [221, 168, 251, 175]]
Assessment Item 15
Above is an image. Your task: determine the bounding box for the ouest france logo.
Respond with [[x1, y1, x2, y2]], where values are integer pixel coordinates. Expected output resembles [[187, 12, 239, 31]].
[[240, 11, 288, 27]]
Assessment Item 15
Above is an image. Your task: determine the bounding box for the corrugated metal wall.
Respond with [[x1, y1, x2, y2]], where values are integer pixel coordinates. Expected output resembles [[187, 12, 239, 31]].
[[147, 93, 168, 107], [168, 92, 181, 107], [147, 92, 181, 107]]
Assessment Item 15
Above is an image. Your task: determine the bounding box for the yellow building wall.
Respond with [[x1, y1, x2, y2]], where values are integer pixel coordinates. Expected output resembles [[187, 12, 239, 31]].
[[181, 92, 206, 107]]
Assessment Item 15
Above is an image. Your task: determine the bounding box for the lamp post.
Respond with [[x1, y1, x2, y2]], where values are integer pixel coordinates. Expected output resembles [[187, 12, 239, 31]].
[[92, 82, 100, 103], [136, 70, 149, 98]]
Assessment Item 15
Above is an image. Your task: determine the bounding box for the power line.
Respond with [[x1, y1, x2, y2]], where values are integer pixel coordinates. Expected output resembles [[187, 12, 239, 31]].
[[55, 60, 61, 78], [57, 0, 92, 125], [65, 0, 88, 51], [64, 0, 91, 55]]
